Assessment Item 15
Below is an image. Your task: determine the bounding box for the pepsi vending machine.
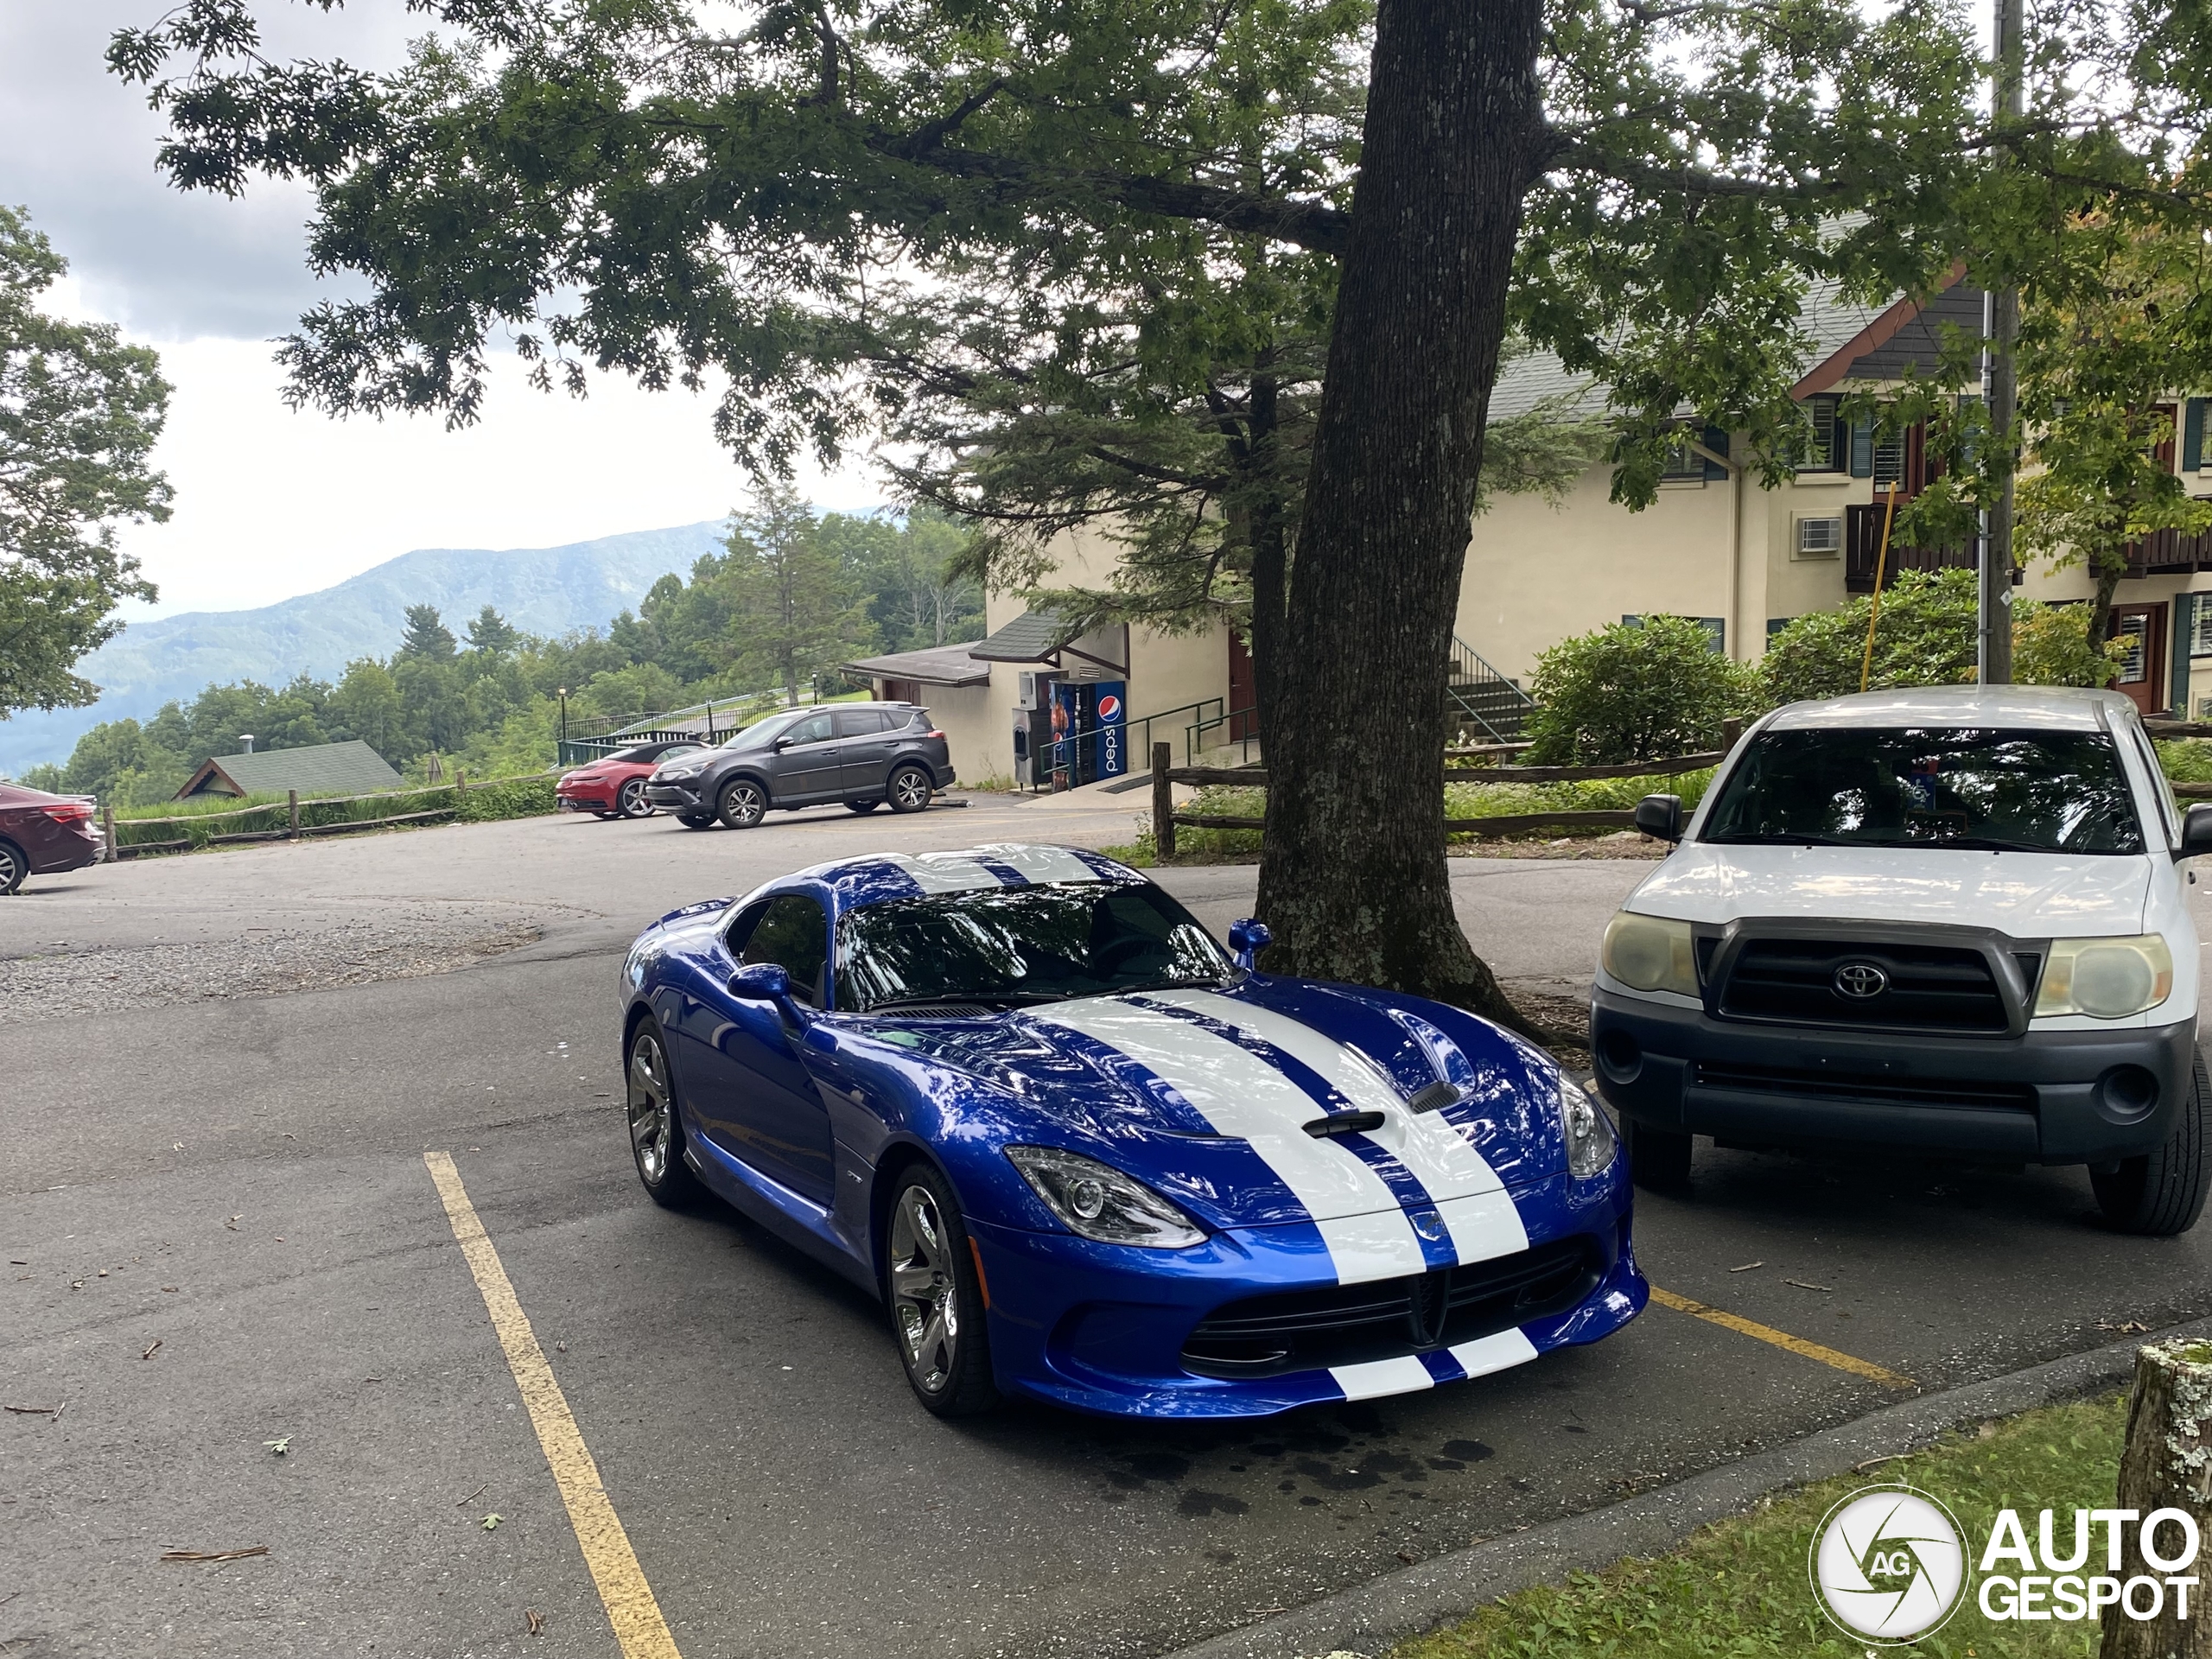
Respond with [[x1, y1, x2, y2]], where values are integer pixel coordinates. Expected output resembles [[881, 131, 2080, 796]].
[[1050, 680, 1128, 787]]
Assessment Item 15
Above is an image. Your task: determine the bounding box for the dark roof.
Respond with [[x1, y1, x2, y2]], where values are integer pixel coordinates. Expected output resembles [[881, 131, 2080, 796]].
[[1487, 267, 1974, 423], [969, 608, 1071, 663], [843, 644, 992, 687], [177, 739, 404, 799]]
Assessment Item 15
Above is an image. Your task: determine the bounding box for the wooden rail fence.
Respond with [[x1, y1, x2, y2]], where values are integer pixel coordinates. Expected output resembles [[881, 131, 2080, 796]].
[[1147, 732, 1734, 860], [102, 770, 554, 860]]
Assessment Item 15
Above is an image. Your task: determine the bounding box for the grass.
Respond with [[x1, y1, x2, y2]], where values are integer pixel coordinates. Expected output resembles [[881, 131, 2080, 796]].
[[1391, 1391, 2127, 1659]]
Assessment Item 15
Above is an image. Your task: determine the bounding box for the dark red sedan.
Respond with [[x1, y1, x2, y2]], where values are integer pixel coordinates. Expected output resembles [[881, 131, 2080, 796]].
[[556, 740, 705, 819], [0, 781, 102, 893]]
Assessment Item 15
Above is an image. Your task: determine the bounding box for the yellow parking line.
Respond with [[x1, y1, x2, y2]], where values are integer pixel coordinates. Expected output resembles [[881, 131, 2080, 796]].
[[423, 1152, 683, 1659], [1648, 1284, 1916, 1389]]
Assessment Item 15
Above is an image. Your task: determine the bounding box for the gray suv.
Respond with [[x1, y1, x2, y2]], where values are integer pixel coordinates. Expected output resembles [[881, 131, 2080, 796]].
[[645, 702, 957, 830]]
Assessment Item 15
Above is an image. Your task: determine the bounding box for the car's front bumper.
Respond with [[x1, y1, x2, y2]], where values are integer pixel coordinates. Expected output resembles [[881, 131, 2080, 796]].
[[968, 1171, 1643, 1418], [1590, 988, 2196, 1165], [645, 779, 709, 812]]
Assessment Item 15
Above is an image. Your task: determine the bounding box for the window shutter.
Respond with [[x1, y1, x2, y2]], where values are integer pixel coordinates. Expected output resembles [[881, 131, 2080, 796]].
[[2185, 399, 2207, 473], [1700, 426, 1732, 481], [2175, 595, 2198, 714], [1849, 419, 1874, 477]]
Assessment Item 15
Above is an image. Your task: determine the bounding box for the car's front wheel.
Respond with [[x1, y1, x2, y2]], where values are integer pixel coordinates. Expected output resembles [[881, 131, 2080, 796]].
[[676, 811, 716, 830], [718, 778, 768, 830], [884, 1164, 998, 1417], [1625, 1118, 1692, 1192], [0, 838, 25, 895], [626, 1021, 703, 1208], [616, 778, 655, 819], [887, 765, 933, 815], [2093, 1047, 2211, 1236]]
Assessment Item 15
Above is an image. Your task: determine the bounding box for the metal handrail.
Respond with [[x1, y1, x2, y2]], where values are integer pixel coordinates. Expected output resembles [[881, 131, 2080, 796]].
[[1038, 696, 1225, 791], [1185, 706, 1261, 766], [1446, 636, 1535, 744]]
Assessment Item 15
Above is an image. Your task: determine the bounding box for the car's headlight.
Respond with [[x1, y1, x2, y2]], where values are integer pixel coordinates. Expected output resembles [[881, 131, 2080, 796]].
[[655, 763, 705, 781], [1602, 911, 1698, 997], [1560, 1075, 1618, 1178], [2034, 934, 2175, 1020], [1004, 1146, 1205, 1249]]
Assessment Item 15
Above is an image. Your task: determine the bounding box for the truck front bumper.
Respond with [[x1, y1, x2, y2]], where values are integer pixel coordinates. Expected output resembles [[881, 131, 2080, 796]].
[[1589, 988, 2196, 1166]]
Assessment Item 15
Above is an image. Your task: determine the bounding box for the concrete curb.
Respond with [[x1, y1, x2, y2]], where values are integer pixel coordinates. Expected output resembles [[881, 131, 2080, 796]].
[[1158, 1317, 2212, 1659]]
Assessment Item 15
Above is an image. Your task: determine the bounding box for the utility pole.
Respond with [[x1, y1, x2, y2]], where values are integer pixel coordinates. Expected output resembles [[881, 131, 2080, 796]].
[[1982, 0, 2024, 683]]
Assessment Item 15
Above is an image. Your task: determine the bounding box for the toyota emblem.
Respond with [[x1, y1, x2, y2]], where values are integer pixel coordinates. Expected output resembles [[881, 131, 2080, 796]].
[[1833, 961, 1889, 999]]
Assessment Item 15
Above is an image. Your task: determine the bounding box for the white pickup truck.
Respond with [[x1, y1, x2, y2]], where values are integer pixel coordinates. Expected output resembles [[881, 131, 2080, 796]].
[[1590, 685, 2212, 1236]]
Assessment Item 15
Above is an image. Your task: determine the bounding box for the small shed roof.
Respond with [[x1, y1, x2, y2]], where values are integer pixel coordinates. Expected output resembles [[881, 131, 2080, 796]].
[[177, 739, 404, 799], [969, 608, 1071, 664], [843, 644, 992, 687]]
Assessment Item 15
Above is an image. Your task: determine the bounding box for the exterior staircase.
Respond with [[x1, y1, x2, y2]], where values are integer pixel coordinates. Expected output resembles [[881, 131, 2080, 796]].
[[1446, 638, 1536, 742]]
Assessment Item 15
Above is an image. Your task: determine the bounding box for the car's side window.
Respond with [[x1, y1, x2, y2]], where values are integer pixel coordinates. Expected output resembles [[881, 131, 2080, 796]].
[[786, 712, 835, 747], [836, 709, 890, 737], [740, 893, 830, 1007], [2125, 727, 2179, 845]]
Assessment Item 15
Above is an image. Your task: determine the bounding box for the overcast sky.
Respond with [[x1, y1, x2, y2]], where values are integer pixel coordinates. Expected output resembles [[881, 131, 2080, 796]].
[[3, 3, 880, 620]]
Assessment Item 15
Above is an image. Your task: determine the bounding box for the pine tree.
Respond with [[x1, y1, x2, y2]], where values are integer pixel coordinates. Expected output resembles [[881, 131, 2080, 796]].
[[721, 486, 874, 706]]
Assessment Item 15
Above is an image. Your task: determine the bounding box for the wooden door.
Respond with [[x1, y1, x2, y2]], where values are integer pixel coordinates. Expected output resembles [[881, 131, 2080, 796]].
[[2110, 602, 2169, 715], [1227, 630, 1260, 739]]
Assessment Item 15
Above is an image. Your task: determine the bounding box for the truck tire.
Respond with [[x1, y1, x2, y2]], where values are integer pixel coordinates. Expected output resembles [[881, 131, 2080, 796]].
[[1626, 1118, 1693, 1192], [2093, 1046, 2211, 1237]]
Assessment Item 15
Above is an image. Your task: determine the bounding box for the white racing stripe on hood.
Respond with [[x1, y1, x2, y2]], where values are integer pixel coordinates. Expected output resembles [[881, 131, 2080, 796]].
[[1147, 989, 1528, 1266], [1450, 1328, 1540, 1381], [1029, 997, 1427, 1284]]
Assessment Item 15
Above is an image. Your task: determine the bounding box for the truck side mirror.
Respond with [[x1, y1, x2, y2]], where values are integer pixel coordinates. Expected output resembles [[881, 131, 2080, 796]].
[[1633, 793, 1684, 843], [2178, 804, 2212, 861], [1228, 918, 1272, 970]]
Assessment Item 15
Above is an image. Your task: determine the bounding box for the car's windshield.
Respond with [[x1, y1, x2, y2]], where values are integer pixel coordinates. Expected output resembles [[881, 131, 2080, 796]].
[[614, 742, 697, 765], [836, 881, 1234, 1011], [1701, 725, 2145, 855], [721, 714, 802, 751]]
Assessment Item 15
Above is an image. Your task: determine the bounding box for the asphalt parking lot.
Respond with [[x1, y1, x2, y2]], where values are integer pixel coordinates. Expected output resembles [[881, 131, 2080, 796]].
[[7, 794, 2212, 1659]]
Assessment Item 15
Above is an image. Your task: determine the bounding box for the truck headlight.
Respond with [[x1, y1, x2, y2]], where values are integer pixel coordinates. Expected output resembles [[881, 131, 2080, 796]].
[[1602, 911, 1698, 997], [1561, 1075, 1618, 1178], [1005, 1146, 1205, 1248], [2035, 935, 2175, 1020]]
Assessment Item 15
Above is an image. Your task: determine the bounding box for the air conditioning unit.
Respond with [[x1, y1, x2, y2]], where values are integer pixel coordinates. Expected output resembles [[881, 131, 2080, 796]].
[[1796, 516, 1843, 557]]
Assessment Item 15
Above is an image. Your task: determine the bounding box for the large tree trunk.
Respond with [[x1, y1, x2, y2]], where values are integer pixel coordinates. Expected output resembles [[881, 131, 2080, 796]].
[[2101, 1339, 2212, 1659], [1255, 0, 1545, 1029]]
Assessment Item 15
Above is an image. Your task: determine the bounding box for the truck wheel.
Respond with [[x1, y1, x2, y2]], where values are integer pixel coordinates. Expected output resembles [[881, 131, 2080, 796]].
[[2092, 1047, 2211, 1237], [1626, 1119, 1693, 1192]]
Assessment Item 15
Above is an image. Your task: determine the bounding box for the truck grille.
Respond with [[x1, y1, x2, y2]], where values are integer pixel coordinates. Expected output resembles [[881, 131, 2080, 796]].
[[1179, 1235, 1602, 1380], [1694, 1060, 2035, 1113], [1716, 938, 2015, 1033]]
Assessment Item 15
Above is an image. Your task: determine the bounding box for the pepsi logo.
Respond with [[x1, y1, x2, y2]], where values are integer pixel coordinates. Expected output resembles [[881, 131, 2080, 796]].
[[1097, 695, 1122, 720]]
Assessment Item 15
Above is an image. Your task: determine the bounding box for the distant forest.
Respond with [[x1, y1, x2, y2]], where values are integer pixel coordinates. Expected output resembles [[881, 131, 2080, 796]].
[[21, 499, 984, 805]]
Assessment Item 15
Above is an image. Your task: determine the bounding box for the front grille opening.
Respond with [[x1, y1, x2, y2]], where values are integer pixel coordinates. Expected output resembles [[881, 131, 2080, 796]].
[[1694, 1060, 2035, 1113], [1179, 1235, 1603, 1381], [1717, 938, 2010, 1033]]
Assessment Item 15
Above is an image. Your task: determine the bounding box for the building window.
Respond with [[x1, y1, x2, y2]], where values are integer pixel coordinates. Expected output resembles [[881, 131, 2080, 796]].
[[1660, 435, 1707, 480], [1796, 516, 1843, 557], [1872, 427, 1907, 488], [2193, 601, 2212, 659], [1623, 614, 1726, 652], [1799, 396, 1843, 471], [2113, 613, 2151, 684]]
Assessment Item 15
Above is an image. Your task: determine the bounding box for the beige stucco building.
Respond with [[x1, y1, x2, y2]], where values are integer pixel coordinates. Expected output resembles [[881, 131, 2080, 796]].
[[853, 270, 2212, 784]]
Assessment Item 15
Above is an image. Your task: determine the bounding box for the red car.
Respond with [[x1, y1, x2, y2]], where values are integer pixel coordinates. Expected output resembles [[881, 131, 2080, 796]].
[[0, 781, 102, 893], [556, 740, 706, 819]]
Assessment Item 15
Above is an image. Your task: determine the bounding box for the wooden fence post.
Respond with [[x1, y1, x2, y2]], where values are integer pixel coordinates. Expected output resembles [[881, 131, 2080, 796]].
[[454, 768, 466, 793], [101, 804, 116, 862], [1152, 742, 1176, 861], [1719, 716, 1743, 752], [2101, 1339, 2212, 1658], [287, 789, 300, 839]]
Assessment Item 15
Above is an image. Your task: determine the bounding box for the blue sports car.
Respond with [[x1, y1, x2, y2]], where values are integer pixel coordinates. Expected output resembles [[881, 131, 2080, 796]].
[[619, 842, 1646, 1418]]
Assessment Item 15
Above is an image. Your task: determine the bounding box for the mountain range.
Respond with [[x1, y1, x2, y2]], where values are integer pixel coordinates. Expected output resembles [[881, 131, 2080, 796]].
[[0, 520, 731, 775]]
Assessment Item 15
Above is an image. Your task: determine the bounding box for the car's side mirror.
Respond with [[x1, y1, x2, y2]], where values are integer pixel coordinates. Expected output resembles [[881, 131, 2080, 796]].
[[1228, 918, 1272, 971], [1633, 793, 1684, 843], [729, 962, 792, 1001], [2178, 803, 2212, 861]]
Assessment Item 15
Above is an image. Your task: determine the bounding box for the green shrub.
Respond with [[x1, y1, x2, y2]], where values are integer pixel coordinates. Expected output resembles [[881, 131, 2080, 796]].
[[1761, 567, 2121, 706], [1523, 616, 1754, 765]]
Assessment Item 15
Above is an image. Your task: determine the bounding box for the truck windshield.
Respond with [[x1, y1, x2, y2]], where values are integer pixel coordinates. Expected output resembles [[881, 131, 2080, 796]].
[[1701, 726, 2145, 855], [836, 882, 1233, 1011]]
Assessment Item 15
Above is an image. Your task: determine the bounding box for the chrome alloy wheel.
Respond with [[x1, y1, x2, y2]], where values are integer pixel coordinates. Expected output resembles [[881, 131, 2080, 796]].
[[618, 777, 654, 817], [719, 778, 767, 829], [628, 1030, 676, 1184], [888, 1183, 960, 1393], [888, 766, 931, 812]]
